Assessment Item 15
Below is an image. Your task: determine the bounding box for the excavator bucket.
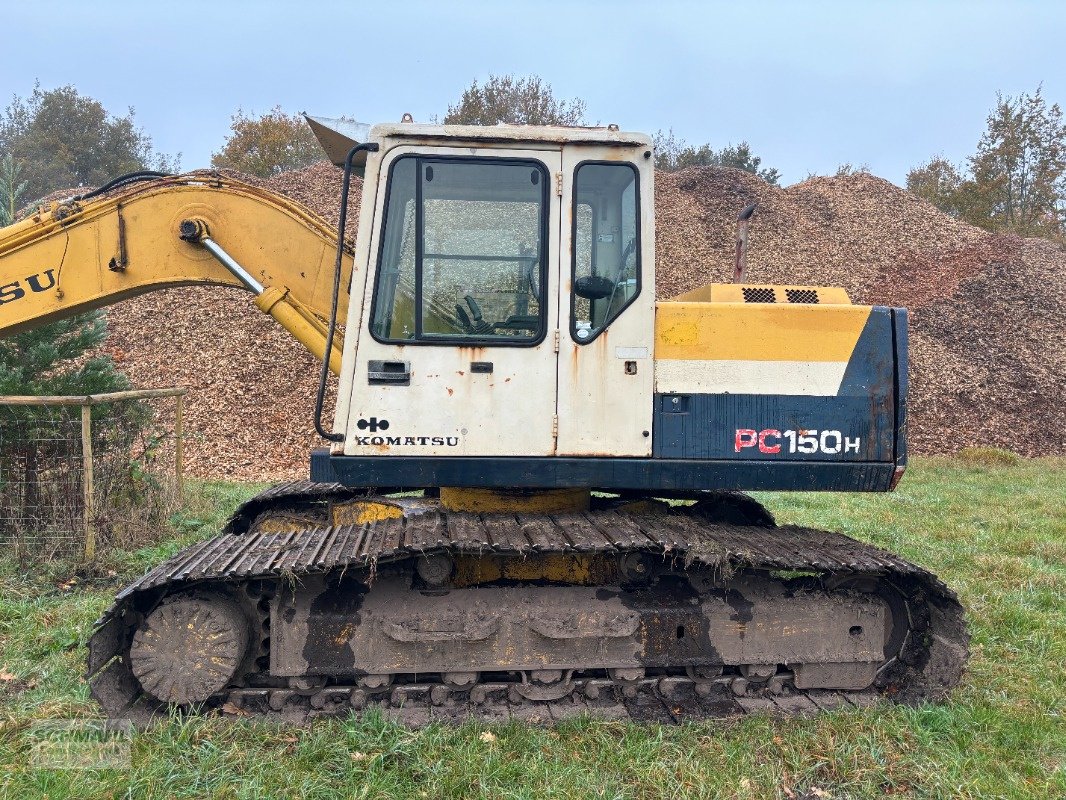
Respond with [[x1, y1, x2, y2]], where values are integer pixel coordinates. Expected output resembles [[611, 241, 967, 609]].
[[304, 114, 372, 168]]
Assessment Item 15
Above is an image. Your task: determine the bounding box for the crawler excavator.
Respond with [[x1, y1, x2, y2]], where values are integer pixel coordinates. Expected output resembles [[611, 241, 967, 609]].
[[0, 118, 968, 724]]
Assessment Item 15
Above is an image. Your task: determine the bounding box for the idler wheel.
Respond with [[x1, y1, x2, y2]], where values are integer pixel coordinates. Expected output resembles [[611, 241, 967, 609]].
[[129, 594, 249, 705]]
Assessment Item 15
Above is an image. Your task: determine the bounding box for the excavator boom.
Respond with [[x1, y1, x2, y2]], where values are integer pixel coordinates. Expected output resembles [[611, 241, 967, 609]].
[[0, 173, 352, 371]]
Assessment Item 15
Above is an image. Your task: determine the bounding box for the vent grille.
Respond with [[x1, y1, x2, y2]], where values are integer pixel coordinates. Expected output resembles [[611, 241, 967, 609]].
[[742, 287, 777, 303], [785, 289, 820, 304]]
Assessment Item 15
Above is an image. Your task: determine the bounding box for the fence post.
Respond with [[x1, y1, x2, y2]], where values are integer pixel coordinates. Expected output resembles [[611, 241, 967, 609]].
[[175, 392, 184, 498], [80, 402, 95, 562]]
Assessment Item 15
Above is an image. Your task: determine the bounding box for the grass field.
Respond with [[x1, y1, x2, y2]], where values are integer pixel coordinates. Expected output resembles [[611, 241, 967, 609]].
[[0, 458, 1063, 799]]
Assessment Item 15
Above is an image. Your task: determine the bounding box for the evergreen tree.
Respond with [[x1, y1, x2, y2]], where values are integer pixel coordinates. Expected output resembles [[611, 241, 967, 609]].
[[0, 148, 145, 543], [0, 155, 27, 226], [0, 312, 139, 545]]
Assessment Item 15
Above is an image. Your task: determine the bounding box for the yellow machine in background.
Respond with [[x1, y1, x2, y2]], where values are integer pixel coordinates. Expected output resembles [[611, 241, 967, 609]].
[[0, 120, 967, 725]]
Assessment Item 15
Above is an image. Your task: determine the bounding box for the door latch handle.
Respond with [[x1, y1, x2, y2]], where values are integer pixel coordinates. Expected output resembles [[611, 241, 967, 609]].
[[368, 360, 410, 386]]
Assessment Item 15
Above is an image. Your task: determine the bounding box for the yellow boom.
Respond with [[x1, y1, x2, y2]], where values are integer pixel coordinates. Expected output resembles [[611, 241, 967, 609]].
[[0, 173, 353, 373]]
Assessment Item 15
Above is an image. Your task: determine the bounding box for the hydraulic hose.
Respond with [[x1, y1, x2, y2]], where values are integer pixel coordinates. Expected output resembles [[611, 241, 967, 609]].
[[74, 171, 172, 201], [314, 142, 378, 443]]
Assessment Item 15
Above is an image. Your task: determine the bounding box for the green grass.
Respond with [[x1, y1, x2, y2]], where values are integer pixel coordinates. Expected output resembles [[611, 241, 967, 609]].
[[0, 461, 1063, 799]]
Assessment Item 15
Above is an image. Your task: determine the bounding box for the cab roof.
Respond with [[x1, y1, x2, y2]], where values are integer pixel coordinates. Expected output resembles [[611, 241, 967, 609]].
[[305, 114, 652, 168]]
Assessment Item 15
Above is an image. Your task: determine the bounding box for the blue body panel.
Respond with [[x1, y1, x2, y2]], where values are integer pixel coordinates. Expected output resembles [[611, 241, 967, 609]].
[[653, 308, 901, 463]]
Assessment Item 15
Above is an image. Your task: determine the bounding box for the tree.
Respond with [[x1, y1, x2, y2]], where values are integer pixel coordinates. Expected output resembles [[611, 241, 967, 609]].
[[0, 155, 27, 226], [0, 314, 130, 398], [0, 83, 176, 202], [968, 87, 1065, 236], [906, 155, 964, 215], [444, 74, 586, 126], [0, 138, 150, 554], [653, 129, 781, 185], [907, 87, 1065, 237], [211, 107, 323, 178]]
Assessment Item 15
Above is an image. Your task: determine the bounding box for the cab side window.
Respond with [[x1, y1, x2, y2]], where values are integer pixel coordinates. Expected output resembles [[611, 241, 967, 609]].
[[571, 163, 640, 343]]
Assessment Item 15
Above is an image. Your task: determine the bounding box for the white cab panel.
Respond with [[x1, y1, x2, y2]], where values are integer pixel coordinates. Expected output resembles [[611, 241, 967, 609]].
[[555, 144, 655, 456]]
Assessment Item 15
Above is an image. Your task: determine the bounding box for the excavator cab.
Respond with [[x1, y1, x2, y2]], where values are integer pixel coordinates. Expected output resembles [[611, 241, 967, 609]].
[[330, 123, 657, 464]]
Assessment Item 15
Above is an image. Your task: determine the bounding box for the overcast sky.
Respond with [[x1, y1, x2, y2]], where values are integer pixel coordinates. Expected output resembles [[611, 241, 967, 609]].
[[3, 0, 1063, 186]]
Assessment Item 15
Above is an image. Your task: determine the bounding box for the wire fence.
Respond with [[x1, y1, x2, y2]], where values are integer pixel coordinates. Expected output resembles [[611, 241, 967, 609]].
[[0, 388, 186, 563]]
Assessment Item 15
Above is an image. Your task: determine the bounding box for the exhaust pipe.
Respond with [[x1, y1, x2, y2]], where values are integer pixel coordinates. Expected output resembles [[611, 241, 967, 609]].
[[733, 203, 757, 283]]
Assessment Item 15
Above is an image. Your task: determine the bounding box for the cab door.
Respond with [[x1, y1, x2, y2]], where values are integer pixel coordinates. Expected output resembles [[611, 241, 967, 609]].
[[556, 148, 655, 456], [345, 147, 562, 457]]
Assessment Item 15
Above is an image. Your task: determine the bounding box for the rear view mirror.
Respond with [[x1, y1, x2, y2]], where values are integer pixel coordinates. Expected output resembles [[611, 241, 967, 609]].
[[574, 275, 614, 300]]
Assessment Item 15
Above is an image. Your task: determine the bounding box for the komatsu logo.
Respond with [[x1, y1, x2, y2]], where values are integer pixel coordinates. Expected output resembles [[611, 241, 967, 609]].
[[356, 417, 389, 433], [0, 270, 58, 305], [353, 417, 459, 447], [353, 435, 460, 447]]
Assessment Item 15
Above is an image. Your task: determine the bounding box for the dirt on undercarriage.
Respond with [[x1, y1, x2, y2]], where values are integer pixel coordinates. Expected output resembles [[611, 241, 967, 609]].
[[86, 488, 969, 725]]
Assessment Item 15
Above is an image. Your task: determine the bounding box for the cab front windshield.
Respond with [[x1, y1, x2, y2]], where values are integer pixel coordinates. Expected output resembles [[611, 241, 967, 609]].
[[370, 156, 547, 344]]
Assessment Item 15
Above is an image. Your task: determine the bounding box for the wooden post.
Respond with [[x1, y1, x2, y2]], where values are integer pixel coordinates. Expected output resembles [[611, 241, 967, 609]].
[[80, 403, 95, 562], [0, 387, 188, 562], [175, 393, 184, 498]]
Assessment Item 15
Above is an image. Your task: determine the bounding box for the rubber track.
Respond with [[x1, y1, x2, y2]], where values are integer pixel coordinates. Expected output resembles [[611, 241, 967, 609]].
[[87, 509, 969, 724]]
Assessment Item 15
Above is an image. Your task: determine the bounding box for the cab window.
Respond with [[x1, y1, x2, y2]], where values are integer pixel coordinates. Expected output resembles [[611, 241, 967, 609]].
[[571, 162, 640, 343], [370, 156, 548, 344]]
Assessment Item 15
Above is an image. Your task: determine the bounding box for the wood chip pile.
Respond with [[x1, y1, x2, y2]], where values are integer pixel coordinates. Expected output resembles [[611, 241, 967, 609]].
[[68, 161, 1062, 480]]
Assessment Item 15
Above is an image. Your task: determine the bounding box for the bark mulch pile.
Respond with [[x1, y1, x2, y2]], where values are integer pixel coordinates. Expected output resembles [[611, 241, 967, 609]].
[[67, 162, 1063, 479]]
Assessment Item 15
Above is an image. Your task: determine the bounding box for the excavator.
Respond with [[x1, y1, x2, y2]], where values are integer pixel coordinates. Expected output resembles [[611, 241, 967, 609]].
[[0, 118, 968, 724]]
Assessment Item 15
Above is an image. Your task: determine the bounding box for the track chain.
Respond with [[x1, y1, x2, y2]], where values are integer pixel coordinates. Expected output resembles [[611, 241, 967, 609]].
[[223, 675, 883, 727], [87, 505, 969, 726]]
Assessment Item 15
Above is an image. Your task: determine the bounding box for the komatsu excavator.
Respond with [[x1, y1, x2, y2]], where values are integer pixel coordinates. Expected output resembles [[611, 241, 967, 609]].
[[0, 118, 968, 724]]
